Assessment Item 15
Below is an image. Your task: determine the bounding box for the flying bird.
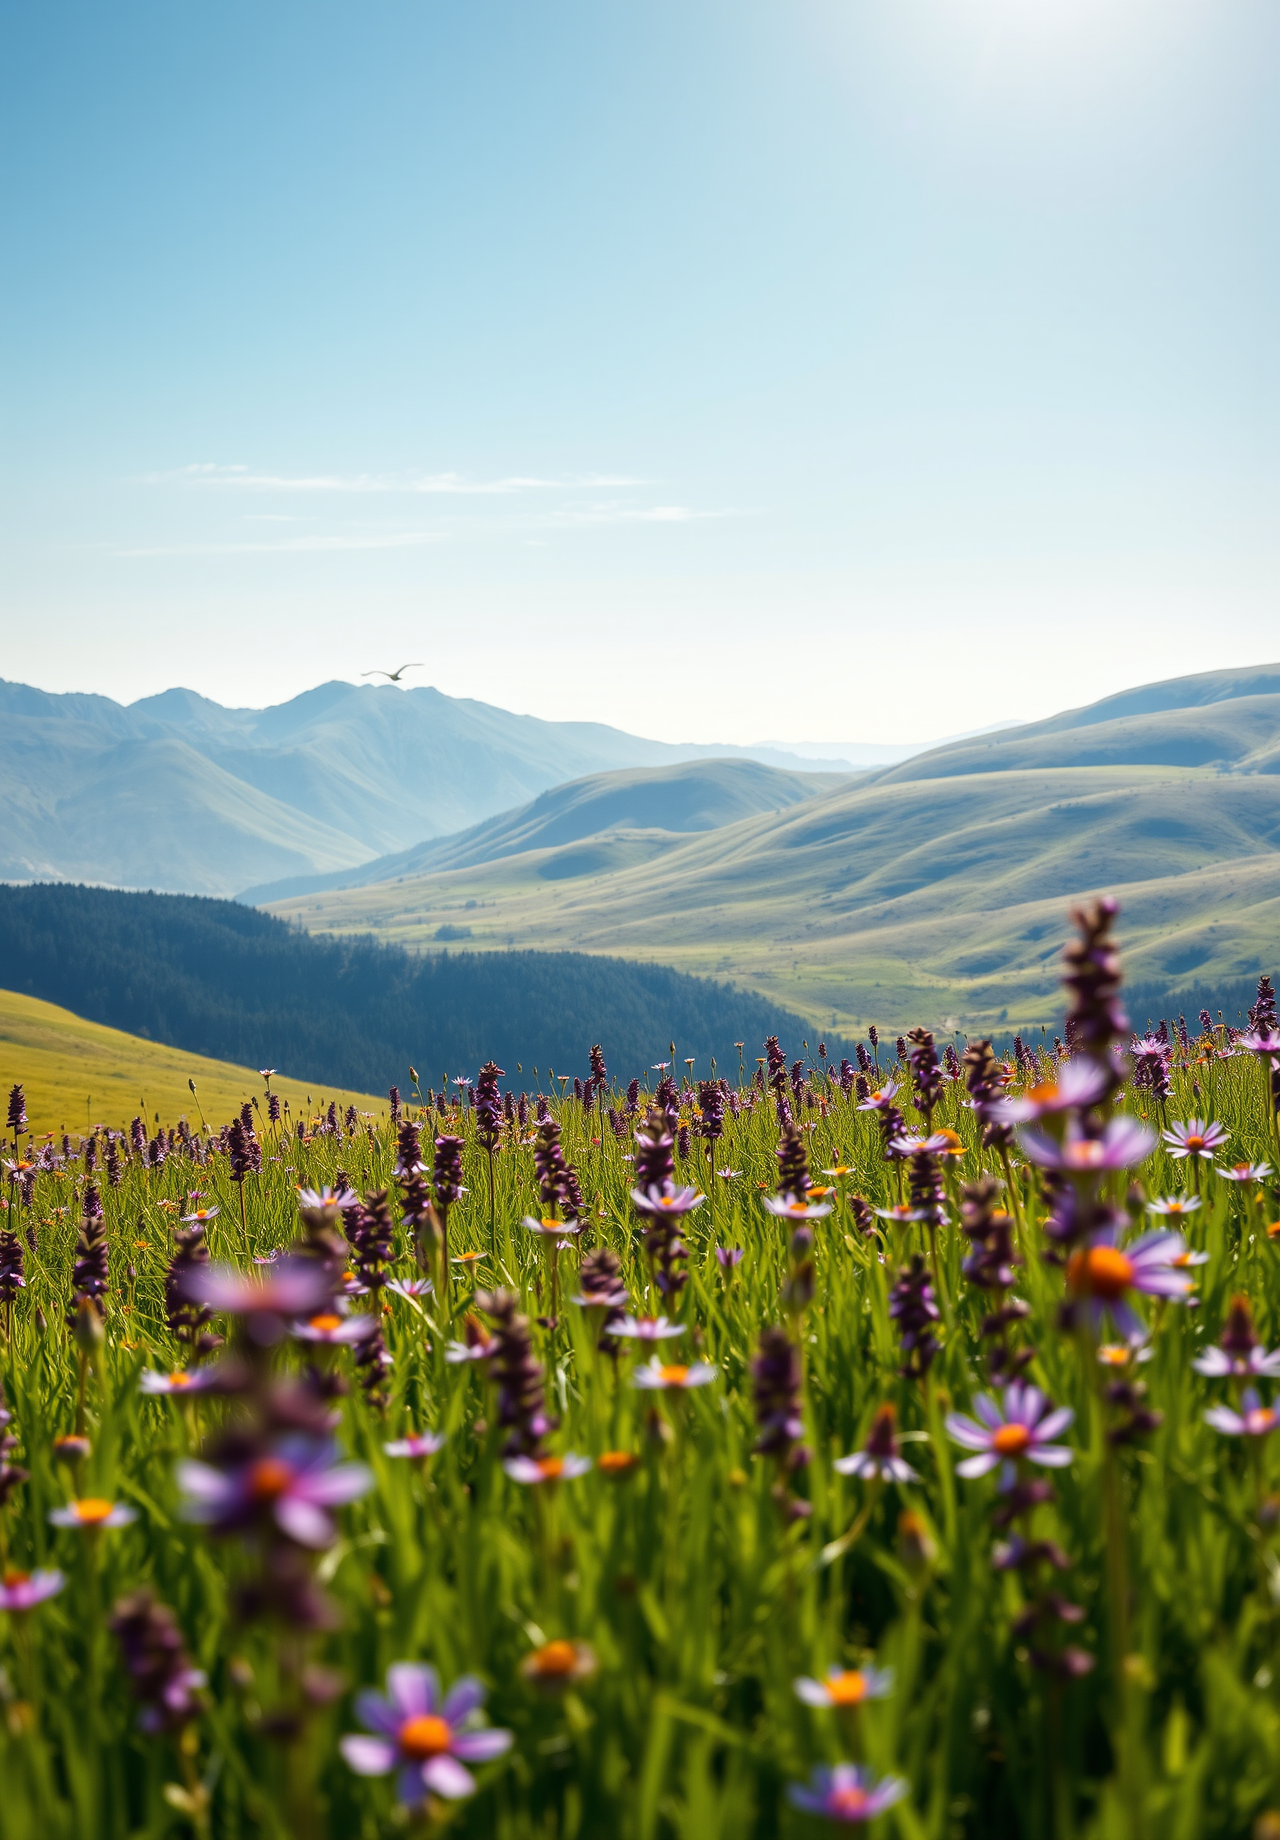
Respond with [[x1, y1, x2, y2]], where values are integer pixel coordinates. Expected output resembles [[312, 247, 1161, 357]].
[[361, 663, 424, 684]]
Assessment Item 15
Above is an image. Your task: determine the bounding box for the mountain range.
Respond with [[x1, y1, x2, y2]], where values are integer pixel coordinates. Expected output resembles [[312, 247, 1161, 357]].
[[0, 677, 855, 896], [259, 664, 1280, 1036]]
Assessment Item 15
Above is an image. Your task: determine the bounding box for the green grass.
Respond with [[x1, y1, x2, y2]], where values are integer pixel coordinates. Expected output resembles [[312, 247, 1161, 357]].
[[0, 988, 384, 1139], [2, 920, 1280, 1835]]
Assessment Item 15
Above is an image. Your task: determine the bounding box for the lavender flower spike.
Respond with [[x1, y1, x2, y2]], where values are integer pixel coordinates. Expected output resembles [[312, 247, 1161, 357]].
[[341, 1662, 513, 1804], [946, 1381, 1075, 1483]]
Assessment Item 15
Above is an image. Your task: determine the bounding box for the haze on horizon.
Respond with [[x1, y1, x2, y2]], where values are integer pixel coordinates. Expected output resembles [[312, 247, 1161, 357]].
[[1, 0, 1276, 746]]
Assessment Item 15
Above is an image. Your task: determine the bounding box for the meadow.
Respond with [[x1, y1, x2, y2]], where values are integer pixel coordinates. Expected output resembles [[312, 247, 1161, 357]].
[[1, 903, 1279, 1838]]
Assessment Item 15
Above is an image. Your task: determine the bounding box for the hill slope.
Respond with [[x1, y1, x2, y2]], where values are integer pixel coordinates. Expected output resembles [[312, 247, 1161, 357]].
[[0, 988, 381, 1138], [265, 664, 1280, 1034], [0, 677, 849, 896], [0, 883, 848, 1091], [240, 758, 845, 903]]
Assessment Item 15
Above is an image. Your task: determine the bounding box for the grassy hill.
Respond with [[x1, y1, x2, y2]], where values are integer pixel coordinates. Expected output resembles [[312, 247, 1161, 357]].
[[265, 665, 1280, 1036], [0, 677, 849, 896], [0, 987, 382, 1139]]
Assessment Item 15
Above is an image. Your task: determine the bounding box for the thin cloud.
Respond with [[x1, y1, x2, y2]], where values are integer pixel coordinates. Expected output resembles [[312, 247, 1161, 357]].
[[143, 463, 644, 496]]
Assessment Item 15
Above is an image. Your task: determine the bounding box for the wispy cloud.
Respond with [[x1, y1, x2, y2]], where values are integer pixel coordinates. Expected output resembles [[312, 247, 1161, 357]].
[[145, 463, 643, 496], [115, 531, 439, 557]]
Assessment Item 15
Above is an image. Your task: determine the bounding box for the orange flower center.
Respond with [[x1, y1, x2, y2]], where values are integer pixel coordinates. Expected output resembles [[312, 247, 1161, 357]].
[[598, 1450, 637, 1474], [3, 1569, 30, 1587], [825, 1671, 869, 1706], [248, 1458, 294, 1500], [168, 1371, 192, 1388], [1027, 1082, 1060, 1104], [74, 1498, 114, 1525], [1185, 1136, 1205, 1152], [992, 1423, 1032, 1456], [531, 1640, 579, 1678], [398, 1714, 452, 1759], [1068, 1245, 1134, 1300], [830, 1788, 870, 1818], [309, 1313, 343, 1333], [660, 1365, 689, 1385], [537, 1457, 564, 1481]]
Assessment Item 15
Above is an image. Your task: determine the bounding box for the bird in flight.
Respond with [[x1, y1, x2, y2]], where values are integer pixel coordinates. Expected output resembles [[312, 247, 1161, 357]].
[[361, 663, 424, 684]]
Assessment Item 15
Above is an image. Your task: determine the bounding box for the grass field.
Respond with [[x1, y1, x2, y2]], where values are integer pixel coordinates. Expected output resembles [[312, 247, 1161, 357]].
[[2, 907, 1280, 1835], [0, 989, 384, 1139]]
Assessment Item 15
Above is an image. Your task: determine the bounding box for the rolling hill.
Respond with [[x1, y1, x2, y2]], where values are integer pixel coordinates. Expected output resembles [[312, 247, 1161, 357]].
[[0, 988, 382, 1140], [0, 677, 850, 896], [0, 883, 848, 1092], [263, 664, 1280, 1036]]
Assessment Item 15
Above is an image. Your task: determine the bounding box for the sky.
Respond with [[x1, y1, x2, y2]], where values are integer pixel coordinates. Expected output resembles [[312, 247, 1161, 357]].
[[0, 0, 1276, 745]]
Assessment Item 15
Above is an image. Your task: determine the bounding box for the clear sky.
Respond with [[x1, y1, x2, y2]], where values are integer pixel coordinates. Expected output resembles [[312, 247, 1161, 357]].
[[1, 0, 1276, 744]]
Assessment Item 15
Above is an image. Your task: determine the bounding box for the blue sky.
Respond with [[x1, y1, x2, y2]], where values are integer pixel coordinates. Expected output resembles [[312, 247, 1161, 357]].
[[0, 0, 1275, 743]]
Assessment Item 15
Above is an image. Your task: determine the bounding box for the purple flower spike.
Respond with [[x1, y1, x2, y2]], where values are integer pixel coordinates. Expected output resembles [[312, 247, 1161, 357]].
[[0, 1568, 65, 1611], [946, 1381, 1075, 1484], [1204, 1388, 1280, 1439], [1162, 1120, 1230, 1161], [787, 1763, 908, 1823], [340, 1661, 513, 1804]]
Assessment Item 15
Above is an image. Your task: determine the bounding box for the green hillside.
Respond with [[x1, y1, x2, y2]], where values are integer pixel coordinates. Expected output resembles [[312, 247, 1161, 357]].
[[266, 665, 1280, 1035]]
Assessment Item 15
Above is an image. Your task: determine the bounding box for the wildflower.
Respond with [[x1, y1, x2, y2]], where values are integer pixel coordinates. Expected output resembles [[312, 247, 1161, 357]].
[[597, 1450, 638, 1475], [384, 1432, 446, 1459], [1163, 1120, 1230, 1160], [444, 1315, 497, 1363], [945, 1382, 1074, 1482], [1193, 1296, 1280, 1378], [140, 1366, 225, 1395], [522, 1215, 583, 1240], [606, 1315, 685, 1341], [834, 1404, 919, 1484], [180, 1205, 219, 1224], [575, 1246, 628, 1312], [52, 1434, 91, 1464], [716, 1247, 745, 1268], [474, 1060, 504, 1157], [504, 1453, 592, 1484], [292, 1310, 377, 1345], [787, 1763, 907, 1824], [178, 1438, 371, 1548], [632, 1358, 716, 1390], [752, 1325, 808, 1469], [1066, 1229, 1193, 1338], [110, 1589, 206, 1732], [1220, 1163, 1272, 1184], [793, 1663, 893, 1708], [340, 1663, 513, 1803], [67, 1182, 109, 1323], [889, 1255, 940, 1378], [1205, 1388, 1280, 1438], [0, 1225, 24, 1303], [387, 1277, 434, 1301], [475, 1289, 556, 1456], [180, 1260, 334, 1341], [763, 1192, 833, 1221], [629, 1184, 705, 1220], [1020, 1117, 1156, 1175], [6, 1084, 26, 1137], [0, 1568, 64, 1611], [1239, 1026, 1280, 1062], [520, 1639, 598, 1690], [873, 1202, 928, 1224], [1098, 1342, 1153, 1368], [855, 1080, 900, 1112], [1147, 1194, 1201, 1218], [49, 1498, 137, 1531], [996, 1057, 1115, 1123]]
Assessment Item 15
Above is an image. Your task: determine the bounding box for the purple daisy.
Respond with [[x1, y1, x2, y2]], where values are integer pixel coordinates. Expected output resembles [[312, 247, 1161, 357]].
[[291, 1310, 377, 1346], [384, 1432, 446, 1459], [1204, 1388, 1280, 1438], [762, 1194, 834, 1221], [1066, 1228, 1193, 1340], [945, 1382, 1074, 1483], [1019, 1117, 1156, 1176], [629, 1185, 706, 1221], [833, 1404, 918, 1484], [1219, 1162, 1272, 1184], [1194, 1344, 1280, 1380], [0, 1568, 65, 1611], [994, 1057, 1114, 1123], [1163, 1120, 1230, 1161], [787, 1763, 907, 1824], [340, 1662, 512, 1804], [605, 1315, 685, 1342], [178, 1436, 371, 1548], [140, 1366, 226, 1396]]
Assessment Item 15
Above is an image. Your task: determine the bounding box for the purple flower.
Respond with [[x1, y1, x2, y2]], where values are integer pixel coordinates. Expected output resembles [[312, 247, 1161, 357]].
[[946, 1382, 1074, 1483], [1194, 1344, 1280, 1380], [1162, 1120, 1230, 1161], [628, 1185, 705, 1220], [0, 1568, 64, 1611], [340, 1662, 513, 1804], [793, 1663, 893, 1709], [1019, 1117, 1156, 1176], [503, 1453, 592, 1485], [855, 1081, 900, 1112], [291, 1310, 377, 1345], [762, 1194, 833, 1221], [632, 1358, 716, 1390], [1204, 1388, 1280, 1438], [833, 1404, 918, 1484], [180, 1261, 334, 1336], [178, 1437, 371, 1548], [716, 1247, 745, 1268], [384, 1432, 446, 1459], [1239, 1027, 1280, 1063], [386, 1277, 434, 1300], [140, 1366, 225, 1396], [994, 1057, 1114, 1123], [1219, 1162, 1272, 1184], [787, 1763, 907, 1824], [605, 1315, 685, 1341], [1066, 1228, 1193, 1339], [1147, 1195, 1201, 1219]]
